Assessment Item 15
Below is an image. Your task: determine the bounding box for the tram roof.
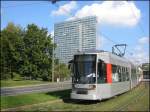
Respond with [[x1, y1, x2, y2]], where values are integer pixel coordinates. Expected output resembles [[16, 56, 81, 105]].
[[73, 50, 138, 67], [75, 49, 108, 54], [75, 49, 131, 65]]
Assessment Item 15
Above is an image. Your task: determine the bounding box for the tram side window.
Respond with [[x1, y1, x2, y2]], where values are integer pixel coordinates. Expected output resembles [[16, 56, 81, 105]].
[[97, 60, 107, 83], [112, 65, 130, 82], [112, 65, 122, 82], [118, 66, 122, 82], [121, 67, 124, 81], [131, 68, 136, 80], [112, 65, 119, 82], [126, 67, 129, 81], [122, 67, 129, 81], [122, 67, 127, 81], [120, 67, 130, 82]]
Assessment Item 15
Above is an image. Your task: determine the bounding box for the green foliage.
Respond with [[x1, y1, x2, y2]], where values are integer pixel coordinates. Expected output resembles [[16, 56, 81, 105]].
[[1, 23, 54, 81], [54, 62, 71, 81], [1, 22, 24, 79], [12, 72, 22, 80]]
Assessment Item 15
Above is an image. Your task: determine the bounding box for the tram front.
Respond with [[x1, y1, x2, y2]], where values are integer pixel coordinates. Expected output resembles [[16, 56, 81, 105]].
[[70, 54, 98, 100]]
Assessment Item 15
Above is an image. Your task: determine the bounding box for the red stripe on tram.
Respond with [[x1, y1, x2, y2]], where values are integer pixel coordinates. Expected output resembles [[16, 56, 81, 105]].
[[106, 63, 112, 83]]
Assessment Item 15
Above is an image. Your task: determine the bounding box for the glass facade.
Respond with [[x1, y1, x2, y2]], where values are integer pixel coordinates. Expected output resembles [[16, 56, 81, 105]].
[[54, 16, 97, 63]]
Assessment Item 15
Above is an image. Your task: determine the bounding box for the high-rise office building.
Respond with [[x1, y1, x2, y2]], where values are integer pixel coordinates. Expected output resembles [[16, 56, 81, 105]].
[[54, 16, 97, 64]]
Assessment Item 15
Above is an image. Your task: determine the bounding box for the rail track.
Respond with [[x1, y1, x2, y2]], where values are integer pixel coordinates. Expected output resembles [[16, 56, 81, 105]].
[[113, 81, 149, 111], [1, 82, 149, 111]]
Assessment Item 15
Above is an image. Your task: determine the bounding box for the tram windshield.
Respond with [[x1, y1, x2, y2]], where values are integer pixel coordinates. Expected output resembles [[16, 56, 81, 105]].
[[73, 54, 96, 84]]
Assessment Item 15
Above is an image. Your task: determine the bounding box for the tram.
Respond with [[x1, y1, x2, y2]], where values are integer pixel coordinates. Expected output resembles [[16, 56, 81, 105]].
[[69, 50, 141, 100]]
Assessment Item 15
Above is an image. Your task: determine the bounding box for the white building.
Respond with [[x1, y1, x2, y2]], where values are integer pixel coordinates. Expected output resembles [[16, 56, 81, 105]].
[[54, 16, 98, 64]]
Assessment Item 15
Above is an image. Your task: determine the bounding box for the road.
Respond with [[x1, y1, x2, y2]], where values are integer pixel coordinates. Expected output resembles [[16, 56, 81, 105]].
[[1, 81, 71, 96]]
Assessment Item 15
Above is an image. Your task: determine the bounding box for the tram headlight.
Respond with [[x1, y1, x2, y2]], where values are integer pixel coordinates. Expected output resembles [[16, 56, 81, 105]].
[[89, 85, 96, 90]]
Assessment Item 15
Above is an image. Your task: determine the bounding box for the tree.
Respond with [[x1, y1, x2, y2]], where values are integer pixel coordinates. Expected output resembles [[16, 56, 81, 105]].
[[21, 24, 54, 81], [0, 22, 24, 79], [54, 62, 71, 81], [1, 23, 54, 81]]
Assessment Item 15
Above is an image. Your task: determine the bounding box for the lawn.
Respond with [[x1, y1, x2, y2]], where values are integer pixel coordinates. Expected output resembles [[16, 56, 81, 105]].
[[0, 80, 50, 87], [1, 82, 149, 111], [24, 82, 149, 111], [1, 89, 71, 109]]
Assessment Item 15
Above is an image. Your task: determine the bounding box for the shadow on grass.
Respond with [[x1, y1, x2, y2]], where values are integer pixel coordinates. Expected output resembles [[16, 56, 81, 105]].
[[13, 79, 23, 81], [45, 86, 142, 105], [63, 98, 100, 105], [45, 83, 147, 106], [45, 89, 132, 105], [46, 89, 71, 99], [45, 89, 101, 105]]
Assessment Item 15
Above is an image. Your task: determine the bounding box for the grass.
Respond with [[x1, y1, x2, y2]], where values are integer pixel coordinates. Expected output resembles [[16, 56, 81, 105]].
[[27, 82, 149, 111], [0, 79, 50, 87], [1, 89, 71, 109], [1, 82, 149, 111]]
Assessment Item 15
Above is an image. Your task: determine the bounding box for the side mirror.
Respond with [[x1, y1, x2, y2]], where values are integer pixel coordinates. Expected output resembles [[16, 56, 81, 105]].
[[98, 59, 101, 63], [68, 64, 70, 69], [68, 60, 74, 73]]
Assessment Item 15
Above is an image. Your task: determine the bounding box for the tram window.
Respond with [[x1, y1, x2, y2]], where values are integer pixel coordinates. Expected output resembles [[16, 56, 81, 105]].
[[131, 68, 137, 80], [112, 65, 119, 82], [121, 67, 123, 81], [112, 65, 132, 82], [123, 67, 127, 81], [126, 67, 129, 81], [118, 66, 122, 82], [97, 60, 106, 83], [122, 67, 126, 81], [121, 67, 124, 81]]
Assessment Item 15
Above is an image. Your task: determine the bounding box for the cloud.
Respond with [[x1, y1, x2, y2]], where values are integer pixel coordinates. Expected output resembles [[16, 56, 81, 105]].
[[51, 1, 77, 16], [129, 37, 149, 64], [51, 30, 54, 37], [68, 1, 141, 26], [138, 37, 149, 45], [130, 51, 149, 64], [47, 30, 54, 39]]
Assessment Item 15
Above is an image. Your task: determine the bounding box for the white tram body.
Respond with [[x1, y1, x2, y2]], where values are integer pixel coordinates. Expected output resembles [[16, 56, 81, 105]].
[[70, 50, 140, 100]]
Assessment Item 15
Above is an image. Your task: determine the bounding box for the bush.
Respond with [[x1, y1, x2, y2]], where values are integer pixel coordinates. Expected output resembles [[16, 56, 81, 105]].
[[1, 73, 11, 80], [41, 71, 50, 81], [12, 72, 22, 80]]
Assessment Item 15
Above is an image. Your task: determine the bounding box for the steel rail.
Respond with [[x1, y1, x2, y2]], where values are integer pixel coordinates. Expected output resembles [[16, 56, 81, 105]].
[[114, 83, 148, 111]]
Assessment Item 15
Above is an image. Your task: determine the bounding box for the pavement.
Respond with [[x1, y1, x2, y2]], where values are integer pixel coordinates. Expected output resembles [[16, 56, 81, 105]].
[[0, 81, 71, 96]]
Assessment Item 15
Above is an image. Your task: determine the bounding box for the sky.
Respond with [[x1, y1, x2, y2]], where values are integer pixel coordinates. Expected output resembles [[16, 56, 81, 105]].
[[1, 1, 149, 64]]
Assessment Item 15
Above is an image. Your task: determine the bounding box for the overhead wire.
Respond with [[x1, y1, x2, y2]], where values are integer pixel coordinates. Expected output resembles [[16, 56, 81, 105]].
[[100, 30, 134, 57], [2, 1, 145, 63], [53, 1, 135, 57], [100, 1, 147, 62], [53, 1, 147, 63], [125, 1, 148, 63]]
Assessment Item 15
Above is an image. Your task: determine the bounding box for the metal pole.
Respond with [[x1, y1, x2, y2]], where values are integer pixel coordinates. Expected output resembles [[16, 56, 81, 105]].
[[52, 36, 54, 82]]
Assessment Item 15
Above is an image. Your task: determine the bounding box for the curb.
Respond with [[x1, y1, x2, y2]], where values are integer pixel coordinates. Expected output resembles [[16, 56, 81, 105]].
[[1, 81, 71, 89]]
